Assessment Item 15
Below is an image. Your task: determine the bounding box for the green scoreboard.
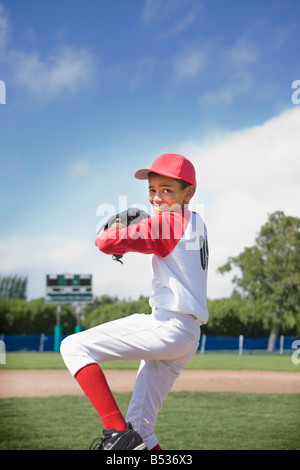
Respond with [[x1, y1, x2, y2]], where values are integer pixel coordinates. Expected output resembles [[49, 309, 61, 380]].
[[46, 274, 93, 303]]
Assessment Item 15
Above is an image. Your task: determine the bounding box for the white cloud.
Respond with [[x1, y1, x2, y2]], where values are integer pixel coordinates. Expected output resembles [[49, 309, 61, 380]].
[[200, 37, 260, 106], [0, 3, 10, 55], [172, 47, 206, 81], [225, 37, 259, 67], [155, 6, 200, 40], [130, 56, 155, 91], [0, 3, 97, 105], [141, 0, 184, 27], [68, 158, 92, 176], [12, 46, 96, 104], [184, 107, 300, 298], [0, 236, 152, 301]]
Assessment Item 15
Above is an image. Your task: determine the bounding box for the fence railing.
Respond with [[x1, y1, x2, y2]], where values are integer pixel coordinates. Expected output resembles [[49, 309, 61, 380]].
[[0, 333, 298, 354], [198, 334, 298, 354]]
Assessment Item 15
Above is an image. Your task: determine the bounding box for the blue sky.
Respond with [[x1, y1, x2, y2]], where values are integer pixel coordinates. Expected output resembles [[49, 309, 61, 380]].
[[0, 0, 300, 302]]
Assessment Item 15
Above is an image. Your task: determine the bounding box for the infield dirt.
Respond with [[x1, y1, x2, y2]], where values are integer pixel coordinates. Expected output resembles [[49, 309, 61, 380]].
[[0, 369, 299, 398]]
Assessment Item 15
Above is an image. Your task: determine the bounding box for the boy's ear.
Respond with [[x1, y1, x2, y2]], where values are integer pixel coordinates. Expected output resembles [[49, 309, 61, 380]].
[[184, 185, 196, 202]]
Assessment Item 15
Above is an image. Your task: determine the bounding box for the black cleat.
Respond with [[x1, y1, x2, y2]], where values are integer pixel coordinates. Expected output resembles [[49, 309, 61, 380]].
[[89, 422, 147, 450]]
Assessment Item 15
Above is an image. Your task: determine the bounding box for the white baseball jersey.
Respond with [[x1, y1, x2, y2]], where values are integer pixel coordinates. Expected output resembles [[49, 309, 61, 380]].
[[95, 209, 209, 325]]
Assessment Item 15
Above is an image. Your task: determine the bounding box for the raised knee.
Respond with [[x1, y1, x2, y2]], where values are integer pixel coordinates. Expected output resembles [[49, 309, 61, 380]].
[[60, 334, 77, 360]]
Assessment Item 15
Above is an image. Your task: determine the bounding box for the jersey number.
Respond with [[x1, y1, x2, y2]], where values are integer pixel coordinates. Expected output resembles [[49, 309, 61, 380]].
[[199, 236, 209, 270]]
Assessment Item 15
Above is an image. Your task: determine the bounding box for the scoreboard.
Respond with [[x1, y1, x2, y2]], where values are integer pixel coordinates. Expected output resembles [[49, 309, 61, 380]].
[[46, 274, 93, 303]]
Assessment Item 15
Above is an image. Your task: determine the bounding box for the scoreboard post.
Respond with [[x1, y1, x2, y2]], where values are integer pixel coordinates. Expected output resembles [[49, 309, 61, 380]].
[[46, 274, 93, 351]]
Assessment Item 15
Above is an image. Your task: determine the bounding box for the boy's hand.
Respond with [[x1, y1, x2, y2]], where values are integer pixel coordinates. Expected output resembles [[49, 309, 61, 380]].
[[110, 220, 126, 230], [97, 207, 149, 264]]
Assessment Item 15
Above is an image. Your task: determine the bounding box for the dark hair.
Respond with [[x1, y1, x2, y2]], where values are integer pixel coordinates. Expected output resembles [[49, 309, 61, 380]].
[[149, 172, 192, 189], [178, 179, 192, 190]]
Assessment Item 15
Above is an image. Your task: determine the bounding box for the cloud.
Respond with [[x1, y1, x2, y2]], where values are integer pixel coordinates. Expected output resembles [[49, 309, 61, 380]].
[[68, 158, 92, 177], [155, 5, 201, 40], [12, 46, 96, 104], [130, 56, 155, 91], [183, 107, 300, 298], [172, 46, 206, 81], [141, 0, 184, 27], [0, 3, 97, 105], [199, 37, 260, 105], [0, 236, 151, 301], [0, 3, 10, 54], [225, 37, 259, 68]]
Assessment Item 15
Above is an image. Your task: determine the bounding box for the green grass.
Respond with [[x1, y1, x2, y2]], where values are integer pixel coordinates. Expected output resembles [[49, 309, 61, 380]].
[[1, 351, 299, 371], [0, 392, 299, 450], [1, 352, 299, 450]]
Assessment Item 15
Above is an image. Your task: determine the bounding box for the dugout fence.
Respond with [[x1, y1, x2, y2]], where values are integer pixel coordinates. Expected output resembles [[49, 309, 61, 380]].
[[0, 333, 298, 354]]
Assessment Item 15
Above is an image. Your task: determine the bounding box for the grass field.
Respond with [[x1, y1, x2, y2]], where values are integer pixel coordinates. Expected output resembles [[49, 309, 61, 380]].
[[0, 392, 299, 450], [1, 352, 299, 450], [2, 350, 299, 371]]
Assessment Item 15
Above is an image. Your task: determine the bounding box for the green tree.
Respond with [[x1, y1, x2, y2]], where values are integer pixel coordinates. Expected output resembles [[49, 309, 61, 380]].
[[82, 296, 151, 329], [203, 295, 267, 337], [82, 295, 118, 317], [0, 298, 76, 334], [0, 275, 27, 300], [218, 211, 300, 350]]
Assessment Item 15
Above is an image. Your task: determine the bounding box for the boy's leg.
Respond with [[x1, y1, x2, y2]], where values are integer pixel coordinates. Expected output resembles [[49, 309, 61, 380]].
[[125, 314, 201, 450], [125, 358, 184, 450], [61, 311, 200, 448], [60, 313, 160, 433], [74, 363, 127, 431]]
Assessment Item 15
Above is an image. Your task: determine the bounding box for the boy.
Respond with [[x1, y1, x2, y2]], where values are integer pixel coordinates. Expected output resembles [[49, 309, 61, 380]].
[[60, 153, 209, 450]]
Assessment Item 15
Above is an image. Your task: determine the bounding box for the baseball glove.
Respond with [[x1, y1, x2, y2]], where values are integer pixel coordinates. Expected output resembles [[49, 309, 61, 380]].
[[100, 207, 149, 264]]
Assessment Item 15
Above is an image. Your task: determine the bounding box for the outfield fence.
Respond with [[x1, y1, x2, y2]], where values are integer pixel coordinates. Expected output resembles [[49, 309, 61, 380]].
[[0, 333, 298, 354]]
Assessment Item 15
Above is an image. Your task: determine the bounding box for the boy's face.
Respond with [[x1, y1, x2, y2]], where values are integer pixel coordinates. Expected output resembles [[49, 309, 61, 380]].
[[148, 173, 195, 215]]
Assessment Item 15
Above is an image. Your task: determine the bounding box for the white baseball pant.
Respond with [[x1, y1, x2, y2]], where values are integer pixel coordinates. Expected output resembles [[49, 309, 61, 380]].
[[61, 309, 201, 450]]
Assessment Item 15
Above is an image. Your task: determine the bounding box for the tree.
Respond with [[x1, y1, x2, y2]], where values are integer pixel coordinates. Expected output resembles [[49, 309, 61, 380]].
[[0, 275, 27, 300], [0, 298, 77, 334], [82, 294, 118, 317], [82, 296, 151, 330], [218, 211, 300, 350], [203, 295, 267, 337]]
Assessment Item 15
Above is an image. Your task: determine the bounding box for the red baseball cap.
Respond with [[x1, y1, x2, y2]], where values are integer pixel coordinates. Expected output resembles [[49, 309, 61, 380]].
[[134, 153, 197, 188]]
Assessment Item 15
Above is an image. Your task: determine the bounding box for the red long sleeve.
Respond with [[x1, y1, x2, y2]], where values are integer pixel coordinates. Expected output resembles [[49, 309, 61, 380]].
[[95, 210, 190, 258]]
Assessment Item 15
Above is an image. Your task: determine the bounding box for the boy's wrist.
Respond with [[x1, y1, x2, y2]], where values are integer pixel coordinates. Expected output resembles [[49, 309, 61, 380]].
[[109, 221, 127, 230]]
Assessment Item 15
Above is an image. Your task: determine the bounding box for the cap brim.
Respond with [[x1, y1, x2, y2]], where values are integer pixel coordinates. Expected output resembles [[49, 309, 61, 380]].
[[135, 168, 190, 182], [134, 169, 152, 180]]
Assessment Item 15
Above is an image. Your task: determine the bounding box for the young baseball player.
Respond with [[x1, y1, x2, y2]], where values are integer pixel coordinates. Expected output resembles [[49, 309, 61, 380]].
[[60, 153, 209, 450]]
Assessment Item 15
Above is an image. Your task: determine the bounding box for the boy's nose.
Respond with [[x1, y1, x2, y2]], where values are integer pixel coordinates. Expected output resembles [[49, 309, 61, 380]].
[[153, 194, 163, 202]]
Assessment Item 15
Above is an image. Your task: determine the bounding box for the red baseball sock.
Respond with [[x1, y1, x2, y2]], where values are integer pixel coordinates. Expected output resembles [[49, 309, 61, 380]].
[[75, 363, 127, 431], [151, 443, 162, 450]]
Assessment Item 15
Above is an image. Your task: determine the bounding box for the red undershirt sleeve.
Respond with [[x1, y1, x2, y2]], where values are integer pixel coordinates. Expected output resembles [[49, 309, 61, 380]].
[[95, 210, 190, 258]]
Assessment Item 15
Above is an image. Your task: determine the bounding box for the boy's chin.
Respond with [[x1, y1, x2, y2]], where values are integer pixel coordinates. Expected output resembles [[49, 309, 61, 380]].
[[152, 204, 170, 214]]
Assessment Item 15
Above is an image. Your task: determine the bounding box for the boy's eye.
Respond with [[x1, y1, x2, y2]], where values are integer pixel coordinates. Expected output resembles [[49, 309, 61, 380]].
[[149, 188, 172, 195]]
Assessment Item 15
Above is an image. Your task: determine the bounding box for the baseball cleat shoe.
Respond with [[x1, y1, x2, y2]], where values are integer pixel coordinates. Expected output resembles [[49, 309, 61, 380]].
[[89, 422, 147, 450]]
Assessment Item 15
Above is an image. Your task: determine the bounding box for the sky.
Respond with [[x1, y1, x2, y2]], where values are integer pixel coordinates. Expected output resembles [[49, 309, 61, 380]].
[[0, 0, 300, 303]]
